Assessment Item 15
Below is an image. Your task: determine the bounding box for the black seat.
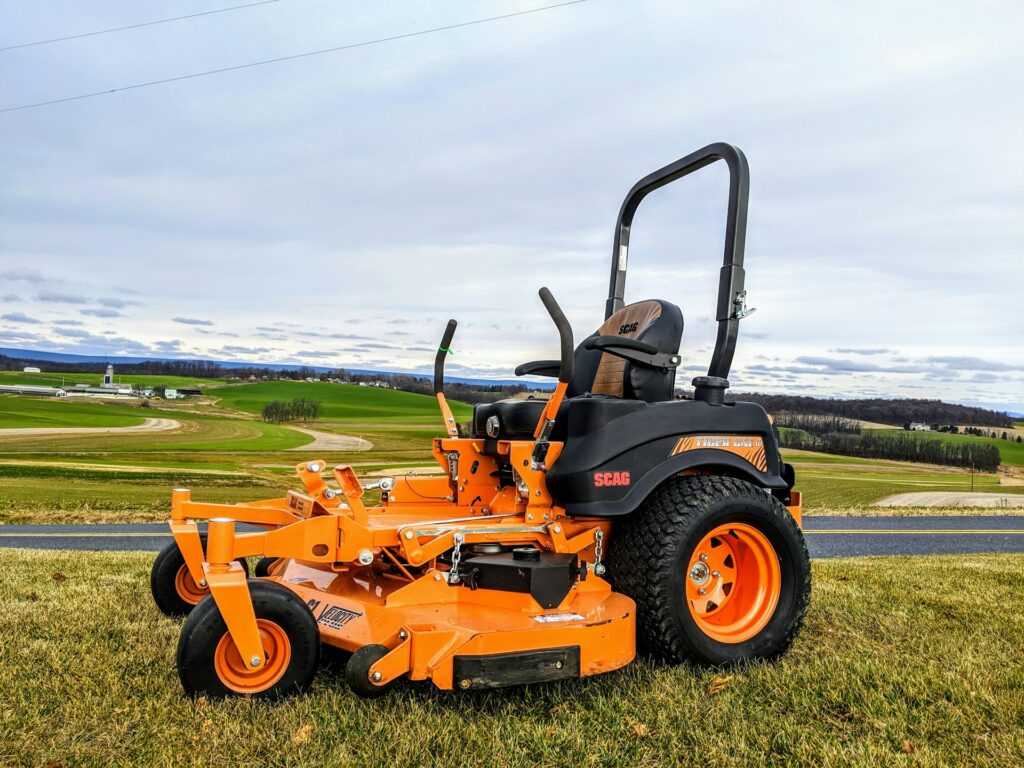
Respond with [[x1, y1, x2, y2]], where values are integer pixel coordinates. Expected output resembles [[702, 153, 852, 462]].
[[473, 299, 683, 439]]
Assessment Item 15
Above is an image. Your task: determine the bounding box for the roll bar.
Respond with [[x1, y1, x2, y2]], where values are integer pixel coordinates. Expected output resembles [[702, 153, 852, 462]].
[[606, 142, 750, 380]]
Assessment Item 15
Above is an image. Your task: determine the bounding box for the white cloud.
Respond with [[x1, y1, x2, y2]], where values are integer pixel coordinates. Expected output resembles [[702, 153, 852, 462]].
[[1, 1, 1022, 409]]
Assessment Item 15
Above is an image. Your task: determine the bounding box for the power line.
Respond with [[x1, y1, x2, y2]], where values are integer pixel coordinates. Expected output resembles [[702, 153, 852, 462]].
[[1, 1, 588, 114], [0, 1, 285, 52]]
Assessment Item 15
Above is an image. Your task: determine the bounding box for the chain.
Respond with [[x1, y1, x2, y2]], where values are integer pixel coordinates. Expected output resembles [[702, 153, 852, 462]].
[[593, 529, 606, 576], [449, 532, 464, 583]]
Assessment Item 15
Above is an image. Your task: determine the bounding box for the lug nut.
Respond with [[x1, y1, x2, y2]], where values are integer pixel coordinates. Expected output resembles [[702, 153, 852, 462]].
[[699, 553, 708, 562], [699, 587, 706, 595], [198, 579, 207, 587], [712, 570, 720, 578], [371, 671, 382, 682], [250, 656, 261, 667]]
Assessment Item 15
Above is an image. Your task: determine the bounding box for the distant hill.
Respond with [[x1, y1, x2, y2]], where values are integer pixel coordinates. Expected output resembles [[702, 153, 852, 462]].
[[0, 347, 548, 389], [730, 393, 1013, 429]]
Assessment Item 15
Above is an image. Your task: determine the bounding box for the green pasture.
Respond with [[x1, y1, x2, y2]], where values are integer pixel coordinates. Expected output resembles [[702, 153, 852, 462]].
[[0, 370, 223, 389], [0, 395, 147, 429], [212, 381, 473, 423]]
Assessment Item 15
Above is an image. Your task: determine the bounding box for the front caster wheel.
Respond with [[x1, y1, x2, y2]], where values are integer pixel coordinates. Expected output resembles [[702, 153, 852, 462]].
[[150, 534, 250, 617], [177, 580, 320, 699], [254, 557, 282, 578], [345, 644, 396, 699]]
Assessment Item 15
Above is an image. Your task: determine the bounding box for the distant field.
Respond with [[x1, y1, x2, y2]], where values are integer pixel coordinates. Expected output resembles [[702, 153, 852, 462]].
[[213, 381, 473, 423], [0, 395, 146, 429], [865, 428, 1024, 467], [782, 448, 1024, 511], [0, 371, 223, 389]]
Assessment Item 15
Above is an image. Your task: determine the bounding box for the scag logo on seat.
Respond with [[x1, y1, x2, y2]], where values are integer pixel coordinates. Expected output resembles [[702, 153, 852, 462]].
[[618, 321, 639, 334], [594, 471, 631, 487]]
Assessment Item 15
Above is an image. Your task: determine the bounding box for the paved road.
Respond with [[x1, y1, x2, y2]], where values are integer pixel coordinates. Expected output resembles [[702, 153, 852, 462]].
[[0, 517, 1022, 558]]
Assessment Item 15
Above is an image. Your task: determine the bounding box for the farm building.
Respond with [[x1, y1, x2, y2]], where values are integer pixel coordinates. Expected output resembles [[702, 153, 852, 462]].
[[0, 384, 67, 397], [22, 366, 41, 373]]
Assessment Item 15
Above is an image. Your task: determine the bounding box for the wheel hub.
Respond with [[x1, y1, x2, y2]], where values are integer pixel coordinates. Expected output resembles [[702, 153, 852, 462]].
[[688, 561, 710, 585]]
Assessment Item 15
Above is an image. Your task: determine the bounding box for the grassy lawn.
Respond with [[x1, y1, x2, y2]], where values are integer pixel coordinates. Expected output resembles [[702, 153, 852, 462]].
[[783, 449, 1024, 511], [1, 549, 1021, 766], [212, 381, 473, 423], [0, 395, 148, 429], [0, 371, 223, 389]]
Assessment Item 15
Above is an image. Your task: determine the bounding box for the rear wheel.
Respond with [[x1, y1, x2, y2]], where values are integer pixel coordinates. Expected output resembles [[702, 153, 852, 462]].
[[177, 580, 320, 699], [150, 535, 249, 617], [608, 475, 810, 665]]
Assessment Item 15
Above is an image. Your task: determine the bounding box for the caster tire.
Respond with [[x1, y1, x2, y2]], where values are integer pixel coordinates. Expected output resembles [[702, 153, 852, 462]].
[[345, 644, 396, 699], [254, 557, 282, 578], [151, 534, 249, 617], [177, 580, 320, 699]]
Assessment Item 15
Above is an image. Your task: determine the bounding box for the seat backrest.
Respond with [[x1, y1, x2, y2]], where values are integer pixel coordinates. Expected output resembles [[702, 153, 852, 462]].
[[568, 299, 683, 403]]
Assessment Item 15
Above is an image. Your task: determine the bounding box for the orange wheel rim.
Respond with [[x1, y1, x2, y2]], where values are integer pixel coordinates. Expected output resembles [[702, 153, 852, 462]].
[[214, 620, 291, 694], [685, 523, 781, 643], [174, 564, 208, 605]]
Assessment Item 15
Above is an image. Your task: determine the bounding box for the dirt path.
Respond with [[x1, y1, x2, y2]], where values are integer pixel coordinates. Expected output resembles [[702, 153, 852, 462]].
[[287, 427, 373, 452], [0, 417, 181, 437], [876, 491, 1024, 508]]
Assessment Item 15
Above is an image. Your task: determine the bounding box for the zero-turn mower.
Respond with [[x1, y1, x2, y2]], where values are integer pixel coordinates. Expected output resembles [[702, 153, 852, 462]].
[[152, 142, 811, 699]]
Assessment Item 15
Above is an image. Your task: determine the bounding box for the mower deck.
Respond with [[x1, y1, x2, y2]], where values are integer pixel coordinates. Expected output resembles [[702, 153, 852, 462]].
[[270, 557, 635, 689]]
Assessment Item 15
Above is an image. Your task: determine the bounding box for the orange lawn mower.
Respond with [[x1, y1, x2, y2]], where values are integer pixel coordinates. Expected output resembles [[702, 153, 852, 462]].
[[150, 143, 811, 699]]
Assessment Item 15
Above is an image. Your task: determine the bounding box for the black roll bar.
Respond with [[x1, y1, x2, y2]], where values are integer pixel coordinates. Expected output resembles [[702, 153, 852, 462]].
[[606, 142, 750, 380]]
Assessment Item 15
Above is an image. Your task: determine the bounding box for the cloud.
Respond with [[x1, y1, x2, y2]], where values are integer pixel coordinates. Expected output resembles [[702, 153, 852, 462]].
[[0, 269, 45, 283], [35, 291, 89, 304], [80, 308, 124, 318], [793, 356, 927, 374], [1, 294, 21, 301], [97, 297, 142, 308], [218, 345, 271, 356], [924, 355, 1022, 372], [1, 312, 42, 324], [51, 319, 85, 326], [829, 348, 893, 355], [173, 317, 214, 326]]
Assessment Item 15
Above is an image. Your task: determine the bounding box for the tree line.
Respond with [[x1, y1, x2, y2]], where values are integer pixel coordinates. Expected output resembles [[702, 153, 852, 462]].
[[779, 429, 1000, 472], [774, 412, 861, 436], [261, 398, 322, 423], [725, 393, 1013, 429]]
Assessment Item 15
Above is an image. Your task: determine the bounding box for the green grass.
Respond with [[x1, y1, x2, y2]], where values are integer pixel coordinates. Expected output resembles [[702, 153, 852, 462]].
[[783, 448, 1024, 511], [1, 549, 1021, 766], [0, 370, 223, 389], [0, 395, 147, 429], [212, 381, 473, 423]]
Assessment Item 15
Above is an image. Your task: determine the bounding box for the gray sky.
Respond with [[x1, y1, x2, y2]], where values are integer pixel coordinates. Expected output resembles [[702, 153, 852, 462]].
[[2, 1, 1022, 411]]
